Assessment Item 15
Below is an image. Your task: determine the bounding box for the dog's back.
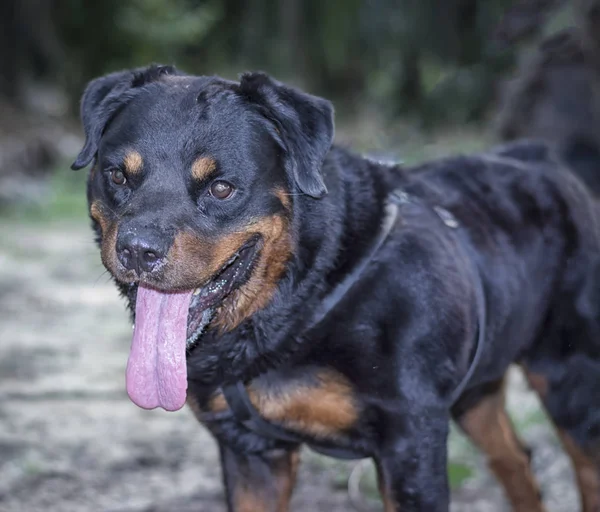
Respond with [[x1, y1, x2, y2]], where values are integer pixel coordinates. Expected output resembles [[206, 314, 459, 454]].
[[399, 141, 599, 380], [401, 141, 600, 510]]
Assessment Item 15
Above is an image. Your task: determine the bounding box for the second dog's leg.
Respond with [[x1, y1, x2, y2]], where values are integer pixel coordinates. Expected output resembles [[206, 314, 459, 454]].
[[453, 378, 546, 512]]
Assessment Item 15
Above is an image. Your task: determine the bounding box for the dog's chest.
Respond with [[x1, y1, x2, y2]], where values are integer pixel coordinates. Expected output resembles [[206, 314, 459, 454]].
[[207, 368, 360, 440]]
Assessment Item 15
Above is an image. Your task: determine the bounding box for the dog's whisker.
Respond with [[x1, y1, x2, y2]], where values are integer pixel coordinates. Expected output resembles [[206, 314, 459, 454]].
[[93, 269, 110, 286]]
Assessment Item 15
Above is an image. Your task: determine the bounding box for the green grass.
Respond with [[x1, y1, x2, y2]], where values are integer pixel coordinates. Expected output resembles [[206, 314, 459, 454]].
[[448, 461, 475, 488]]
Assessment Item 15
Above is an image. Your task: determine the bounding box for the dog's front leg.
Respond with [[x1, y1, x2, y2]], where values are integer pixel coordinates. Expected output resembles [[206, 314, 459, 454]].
[[375, 408, 451, 512], [219, 443, 301, 512]]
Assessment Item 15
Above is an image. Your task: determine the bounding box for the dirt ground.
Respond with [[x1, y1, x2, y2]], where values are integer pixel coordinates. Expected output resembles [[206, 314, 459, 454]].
[[0, 220, 584, 512]]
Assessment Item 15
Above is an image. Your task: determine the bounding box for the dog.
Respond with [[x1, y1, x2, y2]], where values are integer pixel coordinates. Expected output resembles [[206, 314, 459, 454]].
[[71, 64, 600, 512]]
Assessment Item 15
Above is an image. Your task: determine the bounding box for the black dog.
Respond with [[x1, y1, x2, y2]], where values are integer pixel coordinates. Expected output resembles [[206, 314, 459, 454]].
[[72, 65, 600, 512]]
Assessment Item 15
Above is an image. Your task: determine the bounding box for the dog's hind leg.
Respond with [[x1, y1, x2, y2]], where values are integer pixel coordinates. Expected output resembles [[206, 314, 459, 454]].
[[218, 443, 300, 512], [452, 377, 546, 512], [523, 357, 600, 512]]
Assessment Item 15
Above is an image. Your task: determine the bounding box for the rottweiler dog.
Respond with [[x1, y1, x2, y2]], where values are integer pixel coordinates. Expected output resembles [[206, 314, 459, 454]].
[[71, 64, 600, 512]]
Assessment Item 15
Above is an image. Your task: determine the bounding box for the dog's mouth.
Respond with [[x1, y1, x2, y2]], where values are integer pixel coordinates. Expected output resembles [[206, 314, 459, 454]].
[[186, 235, 261, 346], [125, 235, 261, 413]]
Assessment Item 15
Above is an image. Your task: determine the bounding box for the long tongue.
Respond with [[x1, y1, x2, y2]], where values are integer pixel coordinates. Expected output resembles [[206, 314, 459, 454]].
[[126, 285, 193, 411]]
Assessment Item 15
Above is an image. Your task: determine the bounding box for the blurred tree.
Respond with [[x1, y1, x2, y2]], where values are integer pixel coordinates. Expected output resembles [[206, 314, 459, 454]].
[[0, 0, 572, 124], [0, 0, 62, 105]]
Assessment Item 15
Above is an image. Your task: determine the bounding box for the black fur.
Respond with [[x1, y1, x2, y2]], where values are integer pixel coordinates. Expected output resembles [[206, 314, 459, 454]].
[[73, 65, 600, 511], [71, 65, 179, 170]]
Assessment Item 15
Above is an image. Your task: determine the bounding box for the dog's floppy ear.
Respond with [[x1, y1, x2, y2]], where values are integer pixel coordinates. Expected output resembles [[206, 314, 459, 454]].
[[71, 65, 178, 170], [239, 73, 334, 198]]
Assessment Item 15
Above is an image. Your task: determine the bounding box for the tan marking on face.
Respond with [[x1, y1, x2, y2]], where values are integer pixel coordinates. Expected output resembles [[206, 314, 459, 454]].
[[274, 187, 291, 211], [164, 213, 292, 327], [458, 378, 545, 512], [90, 201, 108, 233], [123, 150, 143, 175], [101, 223, 120, 275], [214, 214, 293, 332], [191, 156, 217, 181], [167, 230, 220, 286], [164, 226, 259, 290], [557, 431, 600, 512], [99, 208, 291, 321], [90, 201, 121, 276], [207, 370, 357, 439]]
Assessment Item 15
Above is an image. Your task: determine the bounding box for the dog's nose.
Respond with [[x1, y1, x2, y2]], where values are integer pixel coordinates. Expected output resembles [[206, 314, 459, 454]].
[[117, 230, 167, 274]]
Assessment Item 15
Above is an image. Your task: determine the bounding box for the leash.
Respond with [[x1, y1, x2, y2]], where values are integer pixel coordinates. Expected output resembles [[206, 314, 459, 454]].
[[218, 188, 487, 459]]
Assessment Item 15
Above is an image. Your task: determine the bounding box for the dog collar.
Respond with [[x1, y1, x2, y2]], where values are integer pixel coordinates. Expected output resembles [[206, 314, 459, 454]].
[[220, 189, 487, 460]]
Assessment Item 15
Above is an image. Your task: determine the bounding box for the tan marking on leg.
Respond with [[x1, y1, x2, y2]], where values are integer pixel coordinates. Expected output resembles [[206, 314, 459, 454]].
[[274, 450, 300, 512], [523, 366, 600, 511], [522, 366, 549, 397], [228, 449, 300, 512], [458, 380, 545, 512], [233, 486, 271, 512], [557, 430, 600, 512], [376, 461, 398, 512]]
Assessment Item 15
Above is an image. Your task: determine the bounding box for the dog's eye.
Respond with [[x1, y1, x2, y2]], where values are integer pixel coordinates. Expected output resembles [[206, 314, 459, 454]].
[[111, 169, 127, 186], [210, 180, 234, 200]]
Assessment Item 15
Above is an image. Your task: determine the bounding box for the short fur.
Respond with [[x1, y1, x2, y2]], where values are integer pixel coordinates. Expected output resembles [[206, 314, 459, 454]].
[[73, 65, 600, 512]]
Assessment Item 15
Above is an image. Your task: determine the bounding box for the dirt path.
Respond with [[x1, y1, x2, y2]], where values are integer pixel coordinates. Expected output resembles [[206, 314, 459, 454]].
[[0, 221, 581, 512]]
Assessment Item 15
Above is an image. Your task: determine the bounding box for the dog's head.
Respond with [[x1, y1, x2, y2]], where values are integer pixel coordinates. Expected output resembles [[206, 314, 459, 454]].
[[72, 65, 334, 411]]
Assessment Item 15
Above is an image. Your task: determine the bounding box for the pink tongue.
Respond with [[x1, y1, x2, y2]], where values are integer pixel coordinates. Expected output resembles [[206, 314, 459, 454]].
[[126, 285, 193, 411]]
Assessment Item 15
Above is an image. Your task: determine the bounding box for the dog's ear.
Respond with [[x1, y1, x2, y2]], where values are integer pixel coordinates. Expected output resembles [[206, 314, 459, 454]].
[[238, 73, 334, 198], [71, 65, 179, 170]]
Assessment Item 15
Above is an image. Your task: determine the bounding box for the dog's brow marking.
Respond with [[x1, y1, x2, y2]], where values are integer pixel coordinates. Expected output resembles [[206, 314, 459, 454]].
[[191, 156, 217, 181], [124, 151, 143, 174]]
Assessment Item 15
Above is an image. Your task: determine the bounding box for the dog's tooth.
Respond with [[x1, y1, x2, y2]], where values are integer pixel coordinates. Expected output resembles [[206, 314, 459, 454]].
[[193, 288, 201, 296]]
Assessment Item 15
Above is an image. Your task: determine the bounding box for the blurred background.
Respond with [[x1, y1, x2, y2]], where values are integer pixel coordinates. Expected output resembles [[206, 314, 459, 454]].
[[0, 0, 599, 511]]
